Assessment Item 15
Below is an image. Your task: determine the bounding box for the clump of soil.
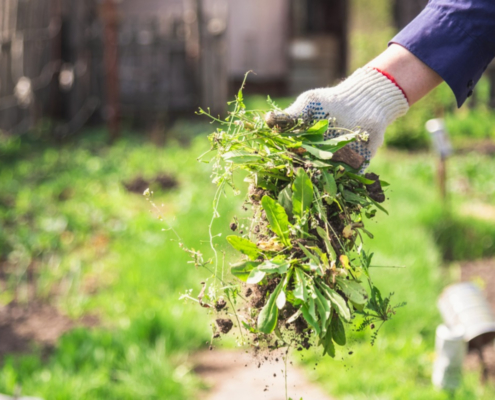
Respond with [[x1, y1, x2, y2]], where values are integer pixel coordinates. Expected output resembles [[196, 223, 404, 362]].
[[364, 173, 385, 203], [250, 277, 281, 310], [216, 319, 234, 334], [124, 173, 177, 194], [215, 299, 227, 311]]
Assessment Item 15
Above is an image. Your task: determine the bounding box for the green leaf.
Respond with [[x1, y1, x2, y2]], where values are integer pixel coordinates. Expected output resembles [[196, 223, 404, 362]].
[[331, 316, 346, 346], [370, 198, 389, 215], [257, 280, 284, 333], [276, 289, 286, 309], [321, 332, 335, 357], [292, 168, 313, 219], [287, 308, 302, 323], [242, 321, 256, 333], [230, 261, 261, 281], [322, 171, 337, 198], [302, 134, 325, 142], [261, 196, 291, 247], [318, 282, 351, 321], [336, 278, 368, 305], [293, 268, 308, 302], [345, 172, 375, 185], [297, 243, 320, 265], [312, 186, 327, 221], [222, 151, 262, 164], [258, 257, 290, 275], [308, 292, 318, 321], [226, 236, 260, 260], [310, 132, 359, 146], [247, 268, 266, 284], [343, 190, 368, 205], [368, 286, 388, 316], [278, 184, 293, 219], [314, 288, 332, 334], [316, 227, 335, 260], [307, 159, 334, 168], [301, 301, 320, 335], [306, 119, 329, 135], [256, 175, 279, 192], [301, 144, 334, 160]]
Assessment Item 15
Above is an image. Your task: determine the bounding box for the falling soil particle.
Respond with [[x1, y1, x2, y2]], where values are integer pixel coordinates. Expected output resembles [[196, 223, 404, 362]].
[[245, 288, 253, 297], [230, 222, 238, 231], [214, 299, 227, 311], [215, 319, 233, 334]]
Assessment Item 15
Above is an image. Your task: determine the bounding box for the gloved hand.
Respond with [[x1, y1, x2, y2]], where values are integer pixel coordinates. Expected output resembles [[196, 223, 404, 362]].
[[265, 67, 409, 170]]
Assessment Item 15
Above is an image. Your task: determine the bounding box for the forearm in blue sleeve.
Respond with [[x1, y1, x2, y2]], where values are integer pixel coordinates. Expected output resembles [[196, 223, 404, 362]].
[[391, 0, 495, 107]]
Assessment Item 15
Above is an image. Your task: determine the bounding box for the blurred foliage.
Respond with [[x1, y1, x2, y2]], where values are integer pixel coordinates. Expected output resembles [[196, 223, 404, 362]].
[[0, 128, 242, 399], [386, 83, 452, 150], [0, 108, 495, 399], [0, 0, 493, 395], [448, 151, 495, 205], [298, 151, 495, 400], [349, 0, 396, 71], [349, 0, 495, 151], [426, 214, 495, 261]]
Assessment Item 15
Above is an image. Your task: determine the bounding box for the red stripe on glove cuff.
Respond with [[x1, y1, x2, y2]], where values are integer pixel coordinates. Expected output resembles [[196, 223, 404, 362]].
[[371, 67, 409, 104]]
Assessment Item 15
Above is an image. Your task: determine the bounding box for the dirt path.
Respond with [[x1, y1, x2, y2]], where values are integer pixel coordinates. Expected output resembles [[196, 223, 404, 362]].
[[194, 349, 334, 400]]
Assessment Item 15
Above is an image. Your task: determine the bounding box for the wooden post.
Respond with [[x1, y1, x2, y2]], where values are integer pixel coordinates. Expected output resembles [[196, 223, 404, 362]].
[[99, 0, 120, 141], [426, 119, 452, 204], [196, 0, 228, 117], [488, 63, 495, 109], [49, 0, 62, 120], [438, 156, 447, 201]]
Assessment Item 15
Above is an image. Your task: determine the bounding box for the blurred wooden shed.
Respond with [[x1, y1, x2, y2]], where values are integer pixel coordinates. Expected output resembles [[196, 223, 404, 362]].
[[229, 0, 348, 96], [0, 0, 349, 137], [118, 0, 228, 117]]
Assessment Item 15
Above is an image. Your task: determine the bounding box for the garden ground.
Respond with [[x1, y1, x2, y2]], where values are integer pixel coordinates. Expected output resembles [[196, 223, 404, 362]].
[[1, 111, 495, 399]]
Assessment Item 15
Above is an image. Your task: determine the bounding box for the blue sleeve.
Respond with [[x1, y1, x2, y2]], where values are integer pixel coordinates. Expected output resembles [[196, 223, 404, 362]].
[[390, 0, 495, 107]]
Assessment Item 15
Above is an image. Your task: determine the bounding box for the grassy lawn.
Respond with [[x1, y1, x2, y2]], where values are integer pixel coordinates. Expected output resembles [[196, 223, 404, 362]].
[[0, 130, 239, 399], [299, 150, 495, 399], [1, 104, 495, 399]]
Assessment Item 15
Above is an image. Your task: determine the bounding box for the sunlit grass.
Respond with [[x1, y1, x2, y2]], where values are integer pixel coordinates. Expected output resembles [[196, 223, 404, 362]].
[[298, 150, 495, 399], [1, 108, 495, 399], [0, 130, 241, 399]]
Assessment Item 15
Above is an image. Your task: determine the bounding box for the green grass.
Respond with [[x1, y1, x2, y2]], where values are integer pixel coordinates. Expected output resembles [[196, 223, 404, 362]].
[[298, 150, 495, 399], [1, 102, 495, 399], [0, 128, 242, 399]]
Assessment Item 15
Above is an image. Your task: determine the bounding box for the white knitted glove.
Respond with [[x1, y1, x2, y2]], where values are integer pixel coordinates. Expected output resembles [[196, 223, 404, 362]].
[[265, 67, 409, 170]]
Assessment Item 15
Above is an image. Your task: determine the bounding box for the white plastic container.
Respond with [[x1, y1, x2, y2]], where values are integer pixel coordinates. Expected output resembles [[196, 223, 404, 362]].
[[437, 282, 495, 346], [432, 324, 466, 390]]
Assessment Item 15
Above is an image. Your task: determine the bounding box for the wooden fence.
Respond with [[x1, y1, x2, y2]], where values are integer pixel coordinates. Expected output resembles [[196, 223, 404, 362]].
[[0, 0, 228, 136], [0, 0, 57, 134]]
